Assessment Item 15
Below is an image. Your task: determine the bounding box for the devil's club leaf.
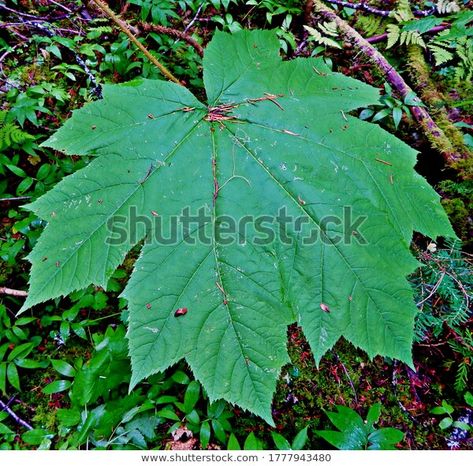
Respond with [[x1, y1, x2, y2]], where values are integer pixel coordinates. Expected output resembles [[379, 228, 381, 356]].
[[21, 30, 454, 423]]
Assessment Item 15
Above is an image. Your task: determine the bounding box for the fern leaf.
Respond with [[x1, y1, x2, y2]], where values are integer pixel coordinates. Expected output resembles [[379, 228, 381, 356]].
[[436, 0, 460, 14], [428, 44, 454, 65], [386, 24, 400, 49], [304, 25, 342, 49]]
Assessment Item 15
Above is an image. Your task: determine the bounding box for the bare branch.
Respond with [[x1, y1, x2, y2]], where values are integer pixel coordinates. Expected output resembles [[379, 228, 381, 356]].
[[0, 399, 33, 431], [0, 287, 28, 297]]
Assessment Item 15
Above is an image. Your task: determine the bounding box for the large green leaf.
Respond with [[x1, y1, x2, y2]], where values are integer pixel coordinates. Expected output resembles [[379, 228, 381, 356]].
[[20, 30, 454, 424]]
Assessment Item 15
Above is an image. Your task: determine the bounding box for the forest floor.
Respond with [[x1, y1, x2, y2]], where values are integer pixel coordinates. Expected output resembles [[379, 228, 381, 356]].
[[0, 0, 472, 450]]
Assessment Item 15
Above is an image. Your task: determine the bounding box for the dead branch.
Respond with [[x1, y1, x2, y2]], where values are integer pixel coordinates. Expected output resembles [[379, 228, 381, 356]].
[[0, 398, 33, 430], [0, 287, 28, 297]]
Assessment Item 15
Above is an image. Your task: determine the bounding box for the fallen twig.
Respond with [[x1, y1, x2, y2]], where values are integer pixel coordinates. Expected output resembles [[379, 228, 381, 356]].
[[184, 1, 205, 33], [416, 271, 446, 307], [0, 398, 33, 430], [334, 353, 358, 404], [311, 0, 464, 163], [392, 362, 420, 425], [0, 287, 28, 297]]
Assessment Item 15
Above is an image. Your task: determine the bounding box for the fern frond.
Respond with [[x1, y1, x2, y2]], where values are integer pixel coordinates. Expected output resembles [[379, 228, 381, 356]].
[[400, 30, 426, 47], [428, 44, 454, 65], [386, 24, 400, 49], [393, 0, 413, 22], [356, 14, 383, 37], [319, 21, 338, 37], [0, 115, 34, 151], [304, 25, 342, 49], [454, 38, 473, 82], [436, 0, 460, 14], [454, 361, 469, 392], [90, 26, 112, 34]]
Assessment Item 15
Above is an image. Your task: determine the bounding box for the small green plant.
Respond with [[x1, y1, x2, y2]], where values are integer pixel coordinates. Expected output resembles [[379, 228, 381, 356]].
[[412, 240, 472, 391], [430, 392, 473, 431], [448, 330, 473, 392], [413, 240, 472, 340], [0, 111, 34, 152], [271, 426, 309, 450], [359, 84, 423, 129], [128, 0, 180, 25], [316, 404, 404, 450], [0, 303, 48, 394], [246, 0, 302, 25], [227, 431, 265, 450]]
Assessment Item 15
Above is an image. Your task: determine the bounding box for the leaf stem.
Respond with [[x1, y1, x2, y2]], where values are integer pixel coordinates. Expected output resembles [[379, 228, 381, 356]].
[[90, 0, 182, 85]]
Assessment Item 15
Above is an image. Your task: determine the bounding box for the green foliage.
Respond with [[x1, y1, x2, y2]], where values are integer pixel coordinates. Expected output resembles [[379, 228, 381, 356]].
[[0, 304, 48, 394], [399, 9, 473, 80], [428, 33, 473, 79], [21, 30, 453, 424], [0, 111, 34, 152], [435, 0, 460, 14], [316, 404, 404, 449], [452, 37, 473, 82], [430, 392, 473, 431], [386, 24, 425, 49], [428, 43, 454, 66], [439, 176, 473, 247], [411, 239, 472, 392], [402, 17, 444, 35], [1, 0, 471, 451], [413, 240, 472, 342], [448, 330, 473, 393], [30, 321, 251, 449], [359, 83, 423, 129], [304, 22, 342, 49], [385, 1, 472, 83], [128, 0, 180, 25], [246, 0, 302, 25], [271, 426, 309, 450], [354, 14, 383, 37], [226, 431, 265, 450]]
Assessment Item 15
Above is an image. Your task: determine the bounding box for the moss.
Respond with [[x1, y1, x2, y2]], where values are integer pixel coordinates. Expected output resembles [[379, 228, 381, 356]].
[[231, 327, 453, 449], [406, 44, 473, 160], [441, 197, 472, 246]]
